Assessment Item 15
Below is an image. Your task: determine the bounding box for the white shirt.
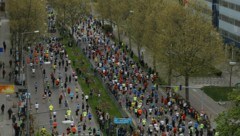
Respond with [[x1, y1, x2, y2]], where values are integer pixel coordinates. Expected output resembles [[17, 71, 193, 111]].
[[85, 95, 89, 100], [35, 103, 39, 109]]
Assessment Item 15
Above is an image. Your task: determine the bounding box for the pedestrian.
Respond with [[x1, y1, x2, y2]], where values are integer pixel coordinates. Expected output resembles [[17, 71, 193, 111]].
[[1, 104, 4, 114], [53, 111, 57, 118], [10, 48, 12, 56], [9, 60, 12, 68], [85, 94, 89, 102], [2, 69, 6, 79], [64, 100, 68, 107], [59, 94, 63, 105], [43, 69, 46, 78], [35, 102, 39, 112], [75, 109, 79, 116], [8, 108, 13, 119], [8, 71, 12, 81], [76, 94, 79, 101], [3, 41, 6, 52], [12, 114, 16, 124], [34, 82, 38, 93]]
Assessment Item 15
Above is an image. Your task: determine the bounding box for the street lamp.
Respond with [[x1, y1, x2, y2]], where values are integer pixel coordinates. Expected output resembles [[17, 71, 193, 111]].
[[20, 30, 39, 85], [128, 10, 134, 51], [229, 61, 236, 87]]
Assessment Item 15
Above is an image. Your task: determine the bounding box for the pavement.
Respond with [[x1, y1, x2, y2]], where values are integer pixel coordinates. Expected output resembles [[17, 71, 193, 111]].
[[0, 12, 17, 136]]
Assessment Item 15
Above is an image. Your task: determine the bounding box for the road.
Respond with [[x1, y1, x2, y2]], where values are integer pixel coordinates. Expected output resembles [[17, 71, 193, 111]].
[[24, 17, 99, 135]]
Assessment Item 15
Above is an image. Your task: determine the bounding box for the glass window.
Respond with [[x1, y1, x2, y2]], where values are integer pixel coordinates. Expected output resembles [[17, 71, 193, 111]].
[[236, 5, 240, 12], [221, 1, 228, 7], [235, 20, 240, 27], [229, 3, 236, 10]]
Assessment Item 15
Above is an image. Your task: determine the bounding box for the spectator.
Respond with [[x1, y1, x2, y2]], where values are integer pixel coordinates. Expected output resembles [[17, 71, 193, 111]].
[[1, 104, 4, 114], [8, 108, 13, 119]]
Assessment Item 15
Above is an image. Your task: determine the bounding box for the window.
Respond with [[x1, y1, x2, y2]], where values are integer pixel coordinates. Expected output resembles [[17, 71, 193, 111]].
[[235, 20, 240, 27], [219, 14, 235, 25], [229, 3, 236, 10], [221, 1, 228, 7], [236, 5, 240, 12]]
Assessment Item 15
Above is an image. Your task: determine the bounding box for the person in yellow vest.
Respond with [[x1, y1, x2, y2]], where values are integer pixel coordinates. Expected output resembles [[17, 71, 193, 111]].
[[133, 96, 137, 101], [134, 108, 138, 116], [200, 123, 204, 130], [131, 101, 135, 108], [83, 111, 87, 118], [67, 109, 71, 118], [49, 104, 54, 112], [142, 118, 146, 126]]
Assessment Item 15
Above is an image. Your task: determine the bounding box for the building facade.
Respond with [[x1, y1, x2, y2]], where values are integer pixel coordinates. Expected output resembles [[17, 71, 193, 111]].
[[205, 0, 240, 46]]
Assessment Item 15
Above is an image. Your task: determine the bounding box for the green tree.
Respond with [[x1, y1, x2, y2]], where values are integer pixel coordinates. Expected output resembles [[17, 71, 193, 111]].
[[108, 0, 131, 43], [143, 0, 166, 69], [131, 0, 149, 59], [6, 0, 47, 47], [54, 0, 89, 34], [157, 2, 225, 100], [95, 0, 112, 25], [215, 89, 240, 135]]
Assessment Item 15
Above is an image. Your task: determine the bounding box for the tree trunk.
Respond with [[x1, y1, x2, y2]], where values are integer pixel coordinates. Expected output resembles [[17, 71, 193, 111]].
[[117, 24, 121, 44], [153, 54, 156, 70], [128, 31, 132, 51], [185, 74, 189, 102], [137, 45, 141, 60], [167, 67, 172, 86], [102, 18, 104, 26]]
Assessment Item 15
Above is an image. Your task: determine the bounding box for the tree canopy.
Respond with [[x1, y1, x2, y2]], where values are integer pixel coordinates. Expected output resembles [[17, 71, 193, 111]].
[[6, 0, 47, 46], [95, 0, 226, 101], [215, 89, 240, 135]]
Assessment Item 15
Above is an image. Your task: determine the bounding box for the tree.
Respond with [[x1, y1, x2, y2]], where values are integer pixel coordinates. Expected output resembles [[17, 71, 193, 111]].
[[215, 89, 240, 135], [54, 0, 89, 34], [142, 0, 166, 69], [107, 0, 131, 43], [95, 0, 112, 25], [156, 2, 225, 101], [6, 0, 47, 47], [131, 0, 149, 60]]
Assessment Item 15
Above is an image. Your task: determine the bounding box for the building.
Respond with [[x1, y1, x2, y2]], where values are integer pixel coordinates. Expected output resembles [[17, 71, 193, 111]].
[[205, 0, 240, 46]]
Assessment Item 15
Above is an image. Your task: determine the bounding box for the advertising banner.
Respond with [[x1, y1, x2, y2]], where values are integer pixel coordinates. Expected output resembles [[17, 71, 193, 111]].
[[0, 85, 15, 94]]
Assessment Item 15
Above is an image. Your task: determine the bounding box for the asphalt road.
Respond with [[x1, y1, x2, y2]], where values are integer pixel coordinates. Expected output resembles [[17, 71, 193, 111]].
[[25, 38, 99, 135]]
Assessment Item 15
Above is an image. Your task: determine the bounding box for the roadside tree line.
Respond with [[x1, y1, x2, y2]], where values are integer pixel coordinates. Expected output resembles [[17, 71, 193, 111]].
[[95, 0, 226, 101]]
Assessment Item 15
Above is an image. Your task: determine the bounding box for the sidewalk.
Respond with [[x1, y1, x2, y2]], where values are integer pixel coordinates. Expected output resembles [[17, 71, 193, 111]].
[[0, 11, 18, 136]]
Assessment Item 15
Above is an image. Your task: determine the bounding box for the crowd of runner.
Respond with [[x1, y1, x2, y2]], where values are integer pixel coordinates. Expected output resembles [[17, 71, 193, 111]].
[[71, 15, 216, 136], [25, 9, 100, 136]]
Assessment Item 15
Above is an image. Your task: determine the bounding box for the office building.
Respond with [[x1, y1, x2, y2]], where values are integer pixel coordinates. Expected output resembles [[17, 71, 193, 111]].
[[205, 0, 240, 46]]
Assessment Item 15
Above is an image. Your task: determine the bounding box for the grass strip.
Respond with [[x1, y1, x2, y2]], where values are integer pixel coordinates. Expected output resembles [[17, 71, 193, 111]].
[[202, 86, 234, 101], [63, 38, 122, 118]]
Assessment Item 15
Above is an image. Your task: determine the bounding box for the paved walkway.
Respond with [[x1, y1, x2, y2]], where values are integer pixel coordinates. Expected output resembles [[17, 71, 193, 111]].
[[0, 12, 17, 136]]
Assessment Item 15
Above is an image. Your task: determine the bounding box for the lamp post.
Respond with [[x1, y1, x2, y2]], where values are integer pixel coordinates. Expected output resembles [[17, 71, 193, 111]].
[[128, 10, 134, 51], [20, 30, 39, 85], [229, 61, 236, 87], [21, 30, 39, 136]]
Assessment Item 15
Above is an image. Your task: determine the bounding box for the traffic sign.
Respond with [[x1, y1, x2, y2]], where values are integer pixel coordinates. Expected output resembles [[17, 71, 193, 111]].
[[114, 117, 132, 124]]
